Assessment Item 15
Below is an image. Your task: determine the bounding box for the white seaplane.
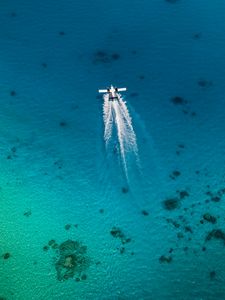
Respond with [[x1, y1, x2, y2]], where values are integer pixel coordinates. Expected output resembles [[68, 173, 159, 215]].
[[98, 85, 127, 101]]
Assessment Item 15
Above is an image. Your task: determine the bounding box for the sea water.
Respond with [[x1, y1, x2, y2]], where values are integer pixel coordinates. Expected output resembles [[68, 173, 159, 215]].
[[1, 0, 225, 299]]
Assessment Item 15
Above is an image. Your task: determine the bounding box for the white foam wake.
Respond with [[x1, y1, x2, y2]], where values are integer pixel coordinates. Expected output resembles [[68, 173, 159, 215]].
[[103, 93, 139, 180]]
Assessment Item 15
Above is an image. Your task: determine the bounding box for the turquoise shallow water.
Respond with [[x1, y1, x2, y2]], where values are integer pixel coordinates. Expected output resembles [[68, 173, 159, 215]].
[[1, 0, 225, 299]]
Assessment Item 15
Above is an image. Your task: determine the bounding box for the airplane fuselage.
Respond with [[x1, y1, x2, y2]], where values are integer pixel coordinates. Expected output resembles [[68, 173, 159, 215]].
[[107, 86, 118, 101]]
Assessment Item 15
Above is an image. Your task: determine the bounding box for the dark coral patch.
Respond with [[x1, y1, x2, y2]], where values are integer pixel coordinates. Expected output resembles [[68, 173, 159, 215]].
[[141, 210, 149, 216], [184, 226, 193, 234], [110, 227, 124, 238], [166, 218, 180, 228], [193, 33, 202, 40], [171, 96, 187, 105], [110, 226, 131, 244], [120, 247, 125, 254], [65, 224, 71, 231], [203, 213, 217, 224], [159, 255, 172, 263], [23, 210, 32, 217], [48, 239, 56, 246], [173, 170, 180, 177], [178, 190, 189, 199], [178, 144, 185, 149], [209, 271, 216, 280], [52, 243, 59, 249], [121, 187, 129, 194], [59, 121, 68, 127], [111, 53, 120, 60], [81, 274, 87, 280], [205, 188, 225, 203], [41, 62, 48, 68], [170, 170, 181, 180], [55, 240, 89, 281], [48, 240, 57, 248], [198, 79, 213, 88], [3, 252, 11, 259], [10, 90, 16, 96], [163, 198, 180, 210], [43, 245, 49, 252], [93, 50, 120, 64], [211, 196, 220, 202], [177, 232, 184, 239], [93, 51, 108, 63], [205, 229, 225, 243]]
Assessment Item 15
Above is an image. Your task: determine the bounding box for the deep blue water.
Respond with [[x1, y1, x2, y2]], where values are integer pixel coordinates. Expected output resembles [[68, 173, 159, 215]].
[[1, 0, 225, 299]]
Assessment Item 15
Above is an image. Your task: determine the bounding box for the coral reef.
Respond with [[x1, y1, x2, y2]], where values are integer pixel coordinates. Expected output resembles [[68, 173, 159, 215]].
[[2, 253, 11, 260], [54, 239, 89, 281], [205, 229, 225, 243], [163, 197, 180, 210], [93, 50, 120, 64], [203, 213, 217, 224], [110, 227, 131, 244], [159, 255, 172, 263]]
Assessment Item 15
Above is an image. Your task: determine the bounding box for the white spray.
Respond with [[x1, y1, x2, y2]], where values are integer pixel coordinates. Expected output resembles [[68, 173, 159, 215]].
[[103, 92, 139, 180]]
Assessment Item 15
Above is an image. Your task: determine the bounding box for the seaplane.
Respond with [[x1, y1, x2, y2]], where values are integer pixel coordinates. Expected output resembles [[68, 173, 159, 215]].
[[98, 85, 127, 101]]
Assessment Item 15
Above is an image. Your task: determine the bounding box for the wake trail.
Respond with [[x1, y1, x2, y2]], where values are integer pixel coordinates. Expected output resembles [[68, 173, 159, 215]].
[[103, 94, 113, 145], [113, 99, 129, 181], [102, 93, 140, 182], [100, 90, 162, 212]]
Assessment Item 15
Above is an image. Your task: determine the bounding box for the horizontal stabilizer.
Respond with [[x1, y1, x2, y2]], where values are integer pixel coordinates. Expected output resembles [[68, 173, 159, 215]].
[[98, 89, 108, 93]]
